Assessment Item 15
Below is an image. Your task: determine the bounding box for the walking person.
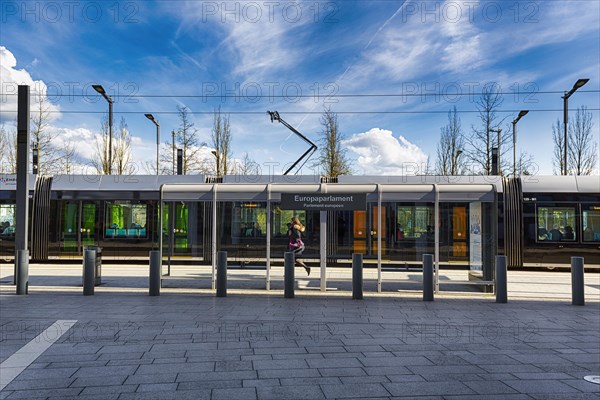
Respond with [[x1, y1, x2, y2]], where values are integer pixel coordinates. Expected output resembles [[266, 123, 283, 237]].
[[288, 217, 310, 276]]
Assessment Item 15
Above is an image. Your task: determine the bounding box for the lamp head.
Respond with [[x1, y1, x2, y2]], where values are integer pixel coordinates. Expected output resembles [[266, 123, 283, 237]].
[[92, 84, 112, 102], [145, 113, 154, 121], [92, 84, 105, 95], [518, 110, 529, 119], [573, 78, 590, 91], [566, 78, 590, 98]]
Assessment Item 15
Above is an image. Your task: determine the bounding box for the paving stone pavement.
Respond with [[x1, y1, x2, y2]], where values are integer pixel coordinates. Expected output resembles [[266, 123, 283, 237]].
[[0, 266, 599, 399]]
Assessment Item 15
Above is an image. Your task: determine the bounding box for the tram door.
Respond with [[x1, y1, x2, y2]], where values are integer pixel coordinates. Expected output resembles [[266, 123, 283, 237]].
[[452, 206, 467, 257], [353, 207, 386, 255], [61, 201, 98, 255], [80, 202, 98, 252]]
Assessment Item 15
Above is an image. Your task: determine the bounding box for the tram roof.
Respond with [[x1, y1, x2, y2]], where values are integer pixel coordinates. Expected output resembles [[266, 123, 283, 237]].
[[159, 177, 501, 202], [1, 174, 598, 196], [520, 175, 600, 193]]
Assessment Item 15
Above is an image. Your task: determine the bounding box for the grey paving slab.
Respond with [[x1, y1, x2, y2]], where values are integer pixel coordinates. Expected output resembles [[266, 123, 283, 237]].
[[0, 388, 82, 399], [463, 380, 520, 394], [1, 267, 600, 399], [178, 379, 243, 390], [215, 360, 253, 371], [212, 387, 257, 400], [71, 365, 138, 378], [70, 375, 128, 387], [124, 372, 178, 384], [252, 359, 309, 370], [444, 395, 532, 400], [319, 367, 368, 377], [257, 384, 326, 400], [384, 381, 476, 396], [320, 383, 391, 399], [80, 384, 138, 395], [280, 377, 342, 386], [135, 361, 214, 375], [503, 379, 585, 394], [258, 368, 321, 379], [136, 382, 178, 392], [117, 390, 211, 400]]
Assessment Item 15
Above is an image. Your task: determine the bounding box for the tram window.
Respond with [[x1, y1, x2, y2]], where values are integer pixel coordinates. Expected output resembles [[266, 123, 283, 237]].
[[582, 208, 600, 242], [0, 204, 16, 238], [232, 203, 267, 238], [272, 209, 305, 237], [397, 206, 433, 239], [105, 202, 148, 238], [537, 206, 576, 242]]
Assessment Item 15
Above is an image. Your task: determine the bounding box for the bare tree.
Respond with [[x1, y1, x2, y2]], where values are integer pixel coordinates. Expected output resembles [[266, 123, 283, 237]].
[[30, 96, 63, 175], [233, 152, 261, 176], [517, 150, 536, 175], [211, 106, 232, 177], [92, 115, 111, 174], [465, 84, 509, 175], [175, 105, 204, 175], [435, 106, 467, 175], [0, 125, 17, 173], [567, 106, 597, 175], [59, 140, 77, 174], [314, 107, 352, 177], [551, 119, 565, 175], [113, 117, 135, 175]]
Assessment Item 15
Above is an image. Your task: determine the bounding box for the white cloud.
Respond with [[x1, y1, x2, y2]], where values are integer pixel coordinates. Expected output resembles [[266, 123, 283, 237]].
[[0, 46, 61, 122], [343, 128, 429, 175]]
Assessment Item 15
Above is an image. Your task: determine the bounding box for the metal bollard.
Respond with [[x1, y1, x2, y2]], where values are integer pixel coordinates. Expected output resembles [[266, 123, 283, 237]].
[[83, 249, 95, 296], [149, 251, 161, 296], [216, 251, 227, 297], [16, 250, 29, 295], [352, 253, 363, 300], [423, 254, 434, 301], [571, 257, 585, 306], [495, 255, 507, 303], [284, 252, 295, 298]]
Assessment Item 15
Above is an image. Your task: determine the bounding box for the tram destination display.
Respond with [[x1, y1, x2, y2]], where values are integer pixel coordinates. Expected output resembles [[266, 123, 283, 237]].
[[280, 193, 366, 211]]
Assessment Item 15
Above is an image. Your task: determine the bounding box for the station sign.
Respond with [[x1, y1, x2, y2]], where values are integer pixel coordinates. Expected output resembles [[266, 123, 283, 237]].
[[280, 193, 366, 211]]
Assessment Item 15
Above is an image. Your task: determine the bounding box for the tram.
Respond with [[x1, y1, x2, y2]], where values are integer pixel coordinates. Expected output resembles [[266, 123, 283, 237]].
[[0, 174, 598, 269]]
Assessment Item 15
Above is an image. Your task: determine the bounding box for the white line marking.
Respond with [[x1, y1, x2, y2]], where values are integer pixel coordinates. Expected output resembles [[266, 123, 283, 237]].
[[0, 320, 77, 391]]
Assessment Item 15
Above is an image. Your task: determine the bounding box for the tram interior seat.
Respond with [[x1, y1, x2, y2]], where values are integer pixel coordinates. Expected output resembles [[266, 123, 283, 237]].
[[105, 228, 146, 238]]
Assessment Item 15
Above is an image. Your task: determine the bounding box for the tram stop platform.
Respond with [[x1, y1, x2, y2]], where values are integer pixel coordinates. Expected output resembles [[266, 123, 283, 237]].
[[0, 263, 599, 399]]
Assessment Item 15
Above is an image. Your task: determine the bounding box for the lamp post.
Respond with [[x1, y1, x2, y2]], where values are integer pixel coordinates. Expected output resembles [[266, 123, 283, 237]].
[[145, 114, 160, 175], [489, 128, 502, 175], [562, 78, 589, 175], [171, 130, 176, 175], [92, 85, 113, 175], [511, 110, 529, 177]]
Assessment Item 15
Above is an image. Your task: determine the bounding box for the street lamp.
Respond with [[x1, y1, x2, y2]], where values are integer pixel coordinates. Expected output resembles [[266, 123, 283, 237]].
[[145, 114, 160, 175], [512, 110, 529, 177], [562, 78, 590, 175], [171, 130, 176, 175], [489, 128, 502, 175], [92, 84, 113, 175]]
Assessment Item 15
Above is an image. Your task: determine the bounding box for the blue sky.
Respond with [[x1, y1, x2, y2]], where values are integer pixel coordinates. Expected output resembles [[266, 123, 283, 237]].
[[1, 0, 599, 175]]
